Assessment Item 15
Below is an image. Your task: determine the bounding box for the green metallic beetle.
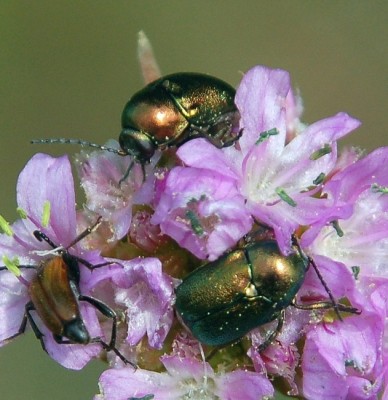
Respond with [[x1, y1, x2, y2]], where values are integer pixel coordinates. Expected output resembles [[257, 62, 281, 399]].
[[32, 73, 240, 170], [175, 239, 359, 347]]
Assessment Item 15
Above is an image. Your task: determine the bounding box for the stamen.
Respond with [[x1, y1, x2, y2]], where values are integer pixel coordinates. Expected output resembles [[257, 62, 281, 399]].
[[2, 255, 21, 277], [310, 144, 332, 160], [371, 183, 388, 194], [0, 215, 13, 236], [42, 201, 51, 228], [185, 210, 204, 236], [16, 208, 28, 219], [313, 172, 326, 185], [330, 220, 344, 237], [351, 266, 360, 280], [255, 128, 279, 145], [275, 187, 297, 207]]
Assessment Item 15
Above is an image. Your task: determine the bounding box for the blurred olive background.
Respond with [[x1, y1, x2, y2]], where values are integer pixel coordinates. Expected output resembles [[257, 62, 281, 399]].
[[0, 2, 387, 399]]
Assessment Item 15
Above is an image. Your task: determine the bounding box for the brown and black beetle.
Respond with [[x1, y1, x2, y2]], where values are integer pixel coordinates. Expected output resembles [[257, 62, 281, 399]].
[[0, 219, 134, 366]]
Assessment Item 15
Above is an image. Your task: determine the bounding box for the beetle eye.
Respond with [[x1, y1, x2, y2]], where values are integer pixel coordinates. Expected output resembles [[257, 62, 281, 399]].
[[119, 128, 156, 164]]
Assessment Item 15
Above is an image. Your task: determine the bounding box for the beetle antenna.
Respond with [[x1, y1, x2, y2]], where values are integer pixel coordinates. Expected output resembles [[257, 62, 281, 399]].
[[65, 216, 102, 249], [31, 138, 127, 156], [33, 217, 102, 253], [291, 234, 353, 321], [33, 230, 58, 249]]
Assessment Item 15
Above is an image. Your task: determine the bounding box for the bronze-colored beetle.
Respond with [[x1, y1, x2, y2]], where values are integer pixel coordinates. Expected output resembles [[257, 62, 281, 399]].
[[119, 72, 240, 164], [31, 73, 240, 176]]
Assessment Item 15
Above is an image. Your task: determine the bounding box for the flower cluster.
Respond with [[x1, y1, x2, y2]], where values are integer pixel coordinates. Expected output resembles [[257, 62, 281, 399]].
[[1, 59, 387, 399]]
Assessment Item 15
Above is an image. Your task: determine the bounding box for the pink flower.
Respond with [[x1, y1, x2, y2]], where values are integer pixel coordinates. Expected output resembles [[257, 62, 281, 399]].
[[2, 61, 387, 399], [153, 66, 361, 256], [0, 154, 104, 369], [0, 154, 173, 369], [95, 354, 274, 400]]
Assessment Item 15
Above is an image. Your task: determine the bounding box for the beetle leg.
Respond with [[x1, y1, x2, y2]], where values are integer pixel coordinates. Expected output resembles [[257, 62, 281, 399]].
[[187, 123, 222, 142], [242, 222, 275, 245], [3, 305, 28, 343], [292, 299, 360, 315], [91, 337, 134, 366], [78, 294, 116, 343], [119, 160, 135, 185], [299, 255, 361, 318], [117, 159, 146, 185], [53, 334, 71, 344], [79, 294, 136, 368], [75, 257, 117, 271], [206, 113, 242, 148], [257, 310, 285, 352], [291, 235, 349, 321], [18, 302, 48, 353], [307, 257, 344, 320]]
